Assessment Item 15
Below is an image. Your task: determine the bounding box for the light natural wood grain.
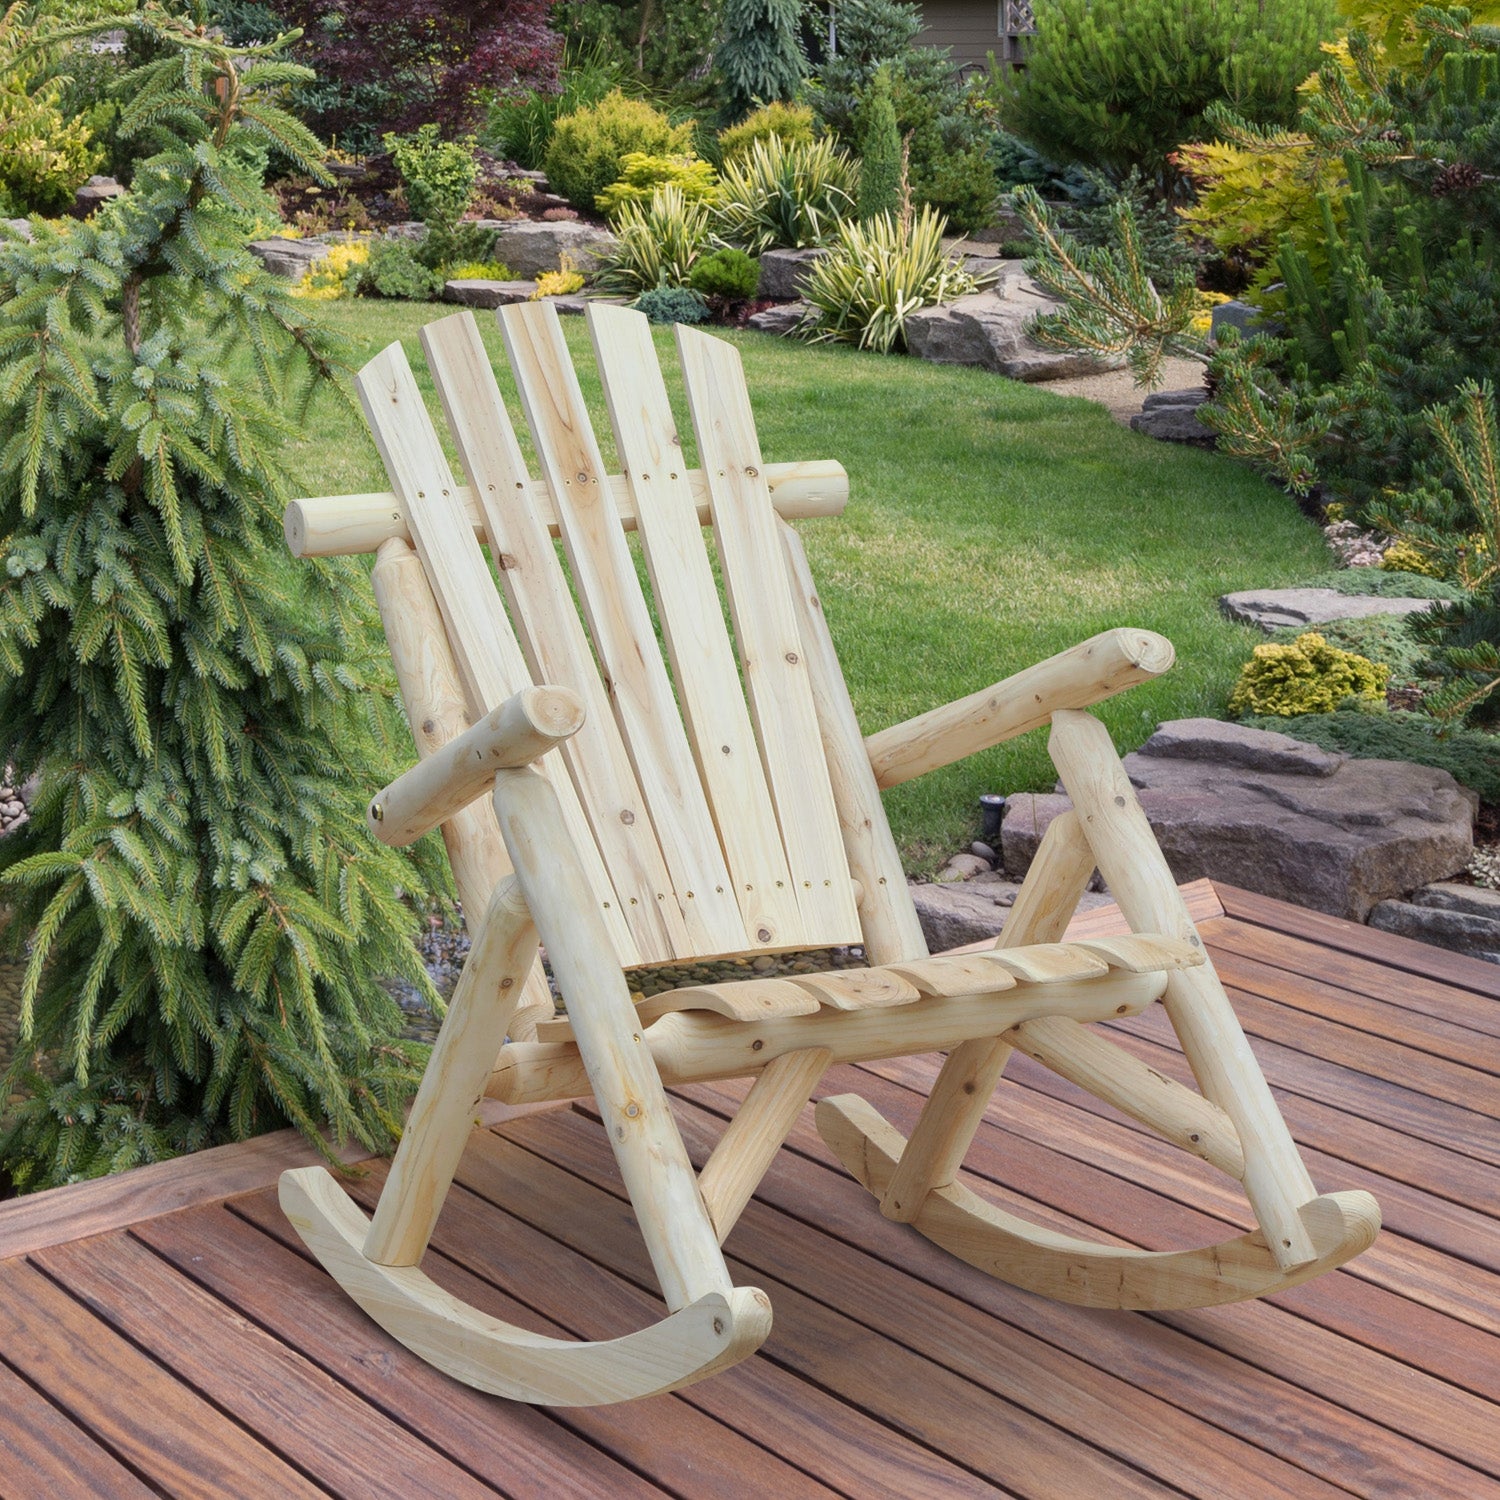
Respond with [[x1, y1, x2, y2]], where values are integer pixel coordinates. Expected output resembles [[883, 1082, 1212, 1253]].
[[363, 878, 539, 1267], [1049, 708, 1322, 1269], [698, 1047, 832, 1242], [676, 326, 862, 948], [819, 1094, 1381, 1309], [284, 460, 850, 558], [501, 302, 746, 958], [280, 1166, 772, 1405], [792, 968, 921, 1011], [491, 765, 734, 1310], [532, 977, 821, 1043], [866, 629, 1176, 789], [370, 538, 551, 1023], [421, 311, 694, 962], [879, 809, 1099, 1223], [778, 521, 927, 966], [368, 685, 586, 846], [492, 969, 1167, 1105], [356, 339, 639, 964], [590, 303, 802, 950]]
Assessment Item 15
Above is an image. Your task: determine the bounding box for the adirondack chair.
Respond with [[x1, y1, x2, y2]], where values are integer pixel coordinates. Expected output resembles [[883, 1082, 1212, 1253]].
[[278, 303, 1380, 1408]]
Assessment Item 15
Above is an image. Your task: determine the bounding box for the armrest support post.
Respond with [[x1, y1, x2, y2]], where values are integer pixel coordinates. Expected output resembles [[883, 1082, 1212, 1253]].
[[865, 628, 1174, 789], [368, 685, 585, 846]]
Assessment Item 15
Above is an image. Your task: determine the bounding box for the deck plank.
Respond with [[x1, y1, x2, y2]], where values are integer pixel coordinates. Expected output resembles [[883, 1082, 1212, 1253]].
[[0, 1257, 330, 1499], [33, 1231, 502, 1500], [0, 1357, 158, 1499], [0, 880, 1496, 1500]]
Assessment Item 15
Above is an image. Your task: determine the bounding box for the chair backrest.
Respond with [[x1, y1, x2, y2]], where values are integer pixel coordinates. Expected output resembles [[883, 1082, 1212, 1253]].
[[355, 302, 869, 969]]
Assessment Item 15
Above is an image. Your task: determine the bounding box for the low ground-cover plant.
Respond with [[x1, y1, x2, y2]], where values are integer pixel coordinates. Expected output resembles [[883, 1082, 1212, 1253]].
[[544, 89, 694, 212], [1228, 631, 1389, 717], [1292, 569, 1464, 601], [800, 204, 978, 352], [633, 283, 710, 323], [716, 136, 858, 253], [0, 4, 436, 1189]]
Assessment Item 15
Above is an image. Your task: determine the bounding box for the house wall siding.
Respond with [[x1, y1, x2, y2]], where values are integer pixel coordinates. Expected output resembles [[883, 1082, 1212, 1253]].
[[916, 0, 1002, 69]]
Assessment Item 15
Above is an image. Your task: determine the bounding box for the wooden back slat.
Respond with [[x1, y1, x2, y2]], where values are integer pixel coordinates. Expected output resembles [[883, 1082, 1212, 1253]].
[[420, 313, 685, 964], [586, 304, 803, 950], [499, 302, 749, 959], [354, 342, 640, 965], [674, 326, 863, 948]]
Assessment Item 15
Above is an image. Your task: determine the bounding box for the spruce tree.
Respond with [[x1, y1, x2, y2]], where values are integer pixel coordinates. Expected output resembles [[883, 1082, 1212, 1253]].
[[716, 0, 806, 124], [0, 3, 439, 1189], [857, 66, 901, 222]]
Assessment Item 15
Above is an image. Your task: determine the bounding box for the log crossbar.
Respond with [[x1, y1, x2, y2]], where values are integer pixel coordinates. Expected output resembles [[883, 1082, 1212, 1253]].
[[278, 302, 1380, 1409]]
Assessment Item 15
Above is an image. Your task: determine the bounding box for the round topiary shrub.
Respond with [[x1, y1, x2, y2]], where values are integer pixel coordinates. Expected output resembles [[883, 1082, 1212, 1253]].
[[1228, 632, 1390, 718], [543, 91, 694, 213], [688, 247, 760, 300]]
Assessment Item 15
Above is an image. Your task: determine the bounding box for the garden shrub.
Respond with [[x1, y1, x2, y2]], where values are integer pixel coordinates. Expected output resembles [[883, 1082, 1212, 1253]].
[[1054, 169, 1199, 290], [278, 0, 560, 142], [543, 90, 693, 212], [445, 259, 517, 281], [593, 183, 712, 293], [633, 283, 710, 324], [688, 247, 760, 299], [1242, 709, 1500, 804], [715, 136, 858, 254], [552, 0, 718, 102], [532, 262, 585, 297], [1273, 615, 1427, 691], [715, 0, 806, 124], [595, 152, 720, 218], [999, 0, 1336, 177], [800, 204, 978, 352], [291, 239, 370, 300], [385, 124, 478, 229], [0, 14, 101, 216], [0, 5, 437, 1190], [352, 237, 444, 299], [1228, 632, 1389, 717], [857, 68, 902, 223], [716, 100, 815, 163], [482, 40, 624, 170]]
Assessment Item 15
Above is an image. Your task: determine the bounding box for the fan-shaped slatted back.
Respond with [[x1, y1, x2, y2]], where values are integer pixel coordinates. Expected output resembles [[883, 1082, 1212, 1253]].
[[355, 303, 863, 967]]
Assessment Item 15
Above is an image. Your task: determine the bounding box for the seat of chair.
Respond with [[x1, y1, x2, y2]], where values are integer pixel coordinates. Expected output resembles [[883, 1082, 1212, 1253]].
[[531, 934, 1205, 1042]]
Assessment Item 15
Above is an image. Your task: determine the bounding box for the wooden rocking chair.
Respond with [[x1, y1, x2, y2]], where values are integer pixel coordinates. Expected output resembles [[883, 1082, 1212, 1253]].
[[278, 303, 1380, 1408]]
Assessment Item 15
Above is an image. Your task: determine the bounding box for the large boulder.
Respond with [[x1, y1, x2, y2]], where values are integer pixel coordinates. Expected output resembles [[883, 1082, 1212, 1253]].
[[1130, 402, 1215, 445], [999, 717, 1472, 922], [904, 284, 1120, 381], [747, 300, 809, 335], [757, 248, 829, 300], [487, 220, 617, 277], [248, 237, 329, 278], [443, 279, 538, 308], [1219, 587, 1437, 633], [71, 174, 125, 218]]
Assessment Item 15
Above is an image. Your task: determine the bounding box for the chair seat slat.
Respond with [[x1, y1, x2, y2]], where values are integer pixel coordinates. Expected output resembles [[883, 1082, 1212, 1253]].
[[500, 303, 749, 960], [421, 312, 684, 964], [587, 304, 804, 951], [675, 326, 863, 949], [354, 342, 640, 965]]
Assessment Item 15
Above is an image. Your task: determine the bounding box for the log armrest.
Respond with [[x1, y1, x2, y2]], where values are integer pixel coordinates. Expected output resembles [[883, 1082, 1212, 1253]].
[[864, 628, 1174, 789], [367, 685, 586, 846]]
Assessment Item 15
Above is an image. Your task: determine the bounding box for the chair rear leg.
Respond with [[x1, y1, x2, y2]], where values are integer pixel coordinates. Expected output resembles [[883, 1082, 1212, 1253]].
[[878, 810, 1097, 1223], [364, 875, 538, 1267], [1047, 709, 1319, 1268]]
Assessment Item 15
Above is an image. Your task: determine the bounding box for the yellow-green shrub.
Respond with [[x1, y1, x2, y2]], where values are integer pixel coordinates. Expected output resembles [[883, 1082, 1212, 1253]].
[[0, 63, 100, 217], [532, 265, 585, 298], [1380, 538, 1444, 578], [595, 153, 720, 219], [716, 101, 815, 163], [291, 239, 369, 300], [543, 91, 694, 212], [1228, 631, 1389, 716]]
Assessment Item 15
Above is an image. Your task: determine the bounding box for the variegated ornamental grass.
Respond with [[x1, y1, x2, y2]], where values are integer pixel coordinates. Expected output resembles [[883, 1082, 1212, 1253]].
[[800, 206, 980, 354], [714, 136, 859, 256]]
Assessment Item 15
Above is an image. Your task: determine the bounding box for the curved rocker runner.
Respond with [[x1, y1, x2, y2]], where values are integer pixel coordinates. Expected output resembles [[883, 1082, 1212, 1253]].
[[279, 301, 1380, 1407]]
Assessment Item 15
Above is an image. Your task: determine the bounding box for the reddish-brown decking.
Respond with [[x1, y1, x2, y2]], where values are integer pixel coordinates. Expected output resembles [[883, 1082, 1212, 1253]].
[[0, 880, 1496, 1499]]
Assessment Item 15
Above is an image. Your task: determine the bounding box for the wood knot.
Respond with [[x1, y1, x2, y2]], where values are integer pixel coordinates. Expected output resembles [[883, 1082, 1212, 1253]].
[[620, 809, 636, 825]]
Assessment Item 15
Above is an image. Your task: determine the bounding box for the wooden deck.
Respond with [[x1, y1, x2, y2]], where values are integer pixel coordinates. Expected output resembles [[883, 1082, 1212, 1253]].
[[1, 879, 1497, 1498]]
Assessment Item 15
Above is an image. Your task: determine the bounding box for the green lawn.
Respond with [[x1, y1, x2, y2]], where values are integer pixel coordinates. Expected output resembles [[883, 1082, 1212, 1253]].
[[289, 300, 1329, 871]]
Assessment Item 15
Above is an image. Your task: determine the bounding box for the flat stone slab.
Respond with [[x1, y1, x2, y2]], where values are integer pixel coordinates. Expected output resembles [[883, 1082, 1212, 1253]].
[[247, 238, 329, 278], [747, 300, 809, 335], [999, 717, 1472, 922], [443, 279, 538, 308], [905, 289, 1120, 382], [1220, 587, 1437, 633], [1369, 883, 1500, 964], [1130, 403, 1215, 445]]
